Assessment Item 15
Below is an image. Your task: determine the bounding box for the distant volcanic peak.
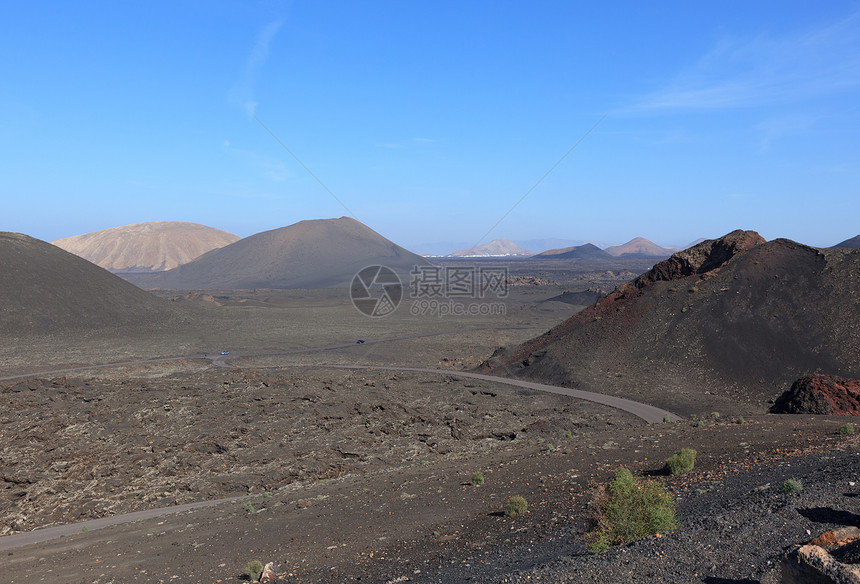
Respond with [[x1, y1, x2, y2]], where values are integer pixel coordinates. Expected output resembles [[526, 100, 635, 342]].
[[636, 229, 765, 286], [450, 238, 532, 257], [534, 243, 611, 259], [136, 216, 430, 290], [51, 221, 240, 273], [832, 235, 860, 249], [605, 237, 672, 257]]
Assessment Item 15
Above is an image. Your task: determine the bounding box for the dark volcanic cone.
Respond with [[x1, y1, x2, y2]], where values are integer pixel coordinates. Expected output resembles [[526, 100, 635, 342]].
[[0, 232, 180, 333], [533, 243, 611, 260], [832, 235, 860, 249], [131, 217, 431, 290], [484, 230, 860, 415]]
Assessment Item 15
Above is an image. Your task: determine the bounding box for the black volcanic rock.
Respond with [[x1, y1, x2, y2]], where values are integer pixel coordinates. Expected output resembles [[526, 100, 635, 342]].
[[634, 229, 765, 286]]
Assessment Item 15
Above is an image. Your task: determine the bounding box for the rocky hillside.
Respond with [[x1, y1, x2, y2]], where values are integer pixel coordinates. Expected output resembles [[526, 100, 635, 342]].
[[52, 221, 239, 273], [0, 232, 181, 334], [484, 230, 860, 415]]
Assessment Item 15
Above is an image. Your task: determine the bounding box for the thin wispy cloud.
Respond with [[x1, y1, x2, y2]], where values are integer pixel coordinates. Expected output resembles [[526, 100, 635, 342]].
[[634, 12, 860, 112], [230, 20, 283, 116], [756, 114, 819, 151]]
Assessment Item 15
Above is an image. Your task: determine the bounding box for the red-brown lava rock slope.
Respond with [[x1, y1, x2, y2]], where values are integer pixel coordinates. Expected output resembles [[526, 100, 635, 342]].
[[484, 230, 860, 415]]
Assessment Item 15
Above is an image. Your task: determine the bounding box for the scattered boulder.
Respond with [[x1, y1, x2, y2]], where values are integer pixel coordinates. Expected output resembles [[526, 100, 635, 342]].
[[771, 374, 860, 415], [260, 561, 276, 582], [783, 527, 860, 583], [782, 544, 860, 583]]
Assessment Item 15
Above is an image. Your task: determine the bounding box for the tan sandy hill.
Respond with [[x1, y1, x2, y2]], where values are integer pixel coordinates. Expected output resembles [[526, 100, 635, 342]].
[[450, 238, 533, 257], [0, 232, 180, 333], [51, 221, 239, 273], [485, 230, 860, 415], [832, 235, 860, 248], [132, 217, 432, 290], [532, 243, 611, 259], [604, 236, 673, 257]]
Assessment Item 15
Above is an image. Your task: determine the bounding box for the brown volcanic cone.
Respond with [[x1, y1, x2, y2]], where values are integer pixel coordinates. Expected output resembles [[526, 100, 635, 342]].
[[485, 230, 860, 415], [51, 221, 239, 273], [135, 217, 431, 290], [604, 236, 673, 257], [0, 232, 179, 333]]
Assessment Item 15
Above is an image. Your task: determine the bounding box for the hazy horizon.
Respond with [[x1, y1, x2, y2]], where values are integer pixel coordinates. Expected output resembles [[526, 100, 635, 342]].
[[3, 2, 858, 248]]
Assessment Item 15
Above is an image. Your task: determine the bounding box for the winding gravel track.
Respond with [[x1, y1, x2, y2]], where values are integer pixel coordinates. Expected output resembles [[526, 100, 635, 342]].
[[0, 328, 680, 551]]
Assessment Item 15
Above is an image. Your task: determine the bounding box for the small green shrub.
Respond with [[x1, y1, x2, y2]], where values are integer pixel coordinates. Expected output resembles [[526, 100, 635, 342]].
[[81, 526, 88, 533], [246, 560, 263, 582], [471, 471, 485, 486], [587, 467, 676, 552], [244, 501, 255, 514], [695, 420, 705, 428], [839, 423, 855, 435], [736, 417, 745, 424], [782, 478, 803, 494], [689, 286, 699, 293], [663, 414, 671, 423], [505, 496, 528, 517], [565, 431, 573, 439], [544, 443, 556, 452], [711, 412, 720, 419], [665, 448, 696, 475]]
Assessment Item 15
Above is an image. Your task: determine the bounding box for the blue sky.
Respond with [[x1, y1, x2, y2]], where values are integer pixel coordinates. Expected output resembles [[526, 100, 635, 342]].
[[2, 1, 858, 251]]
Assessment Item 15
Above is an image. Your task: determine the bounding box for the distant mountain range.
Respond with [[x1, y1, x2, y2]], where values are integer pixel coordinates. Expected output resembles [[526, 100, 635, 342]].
[[449, 238, 533, 257], [52, 221, 239, 273], [415, 236, 698, 257]]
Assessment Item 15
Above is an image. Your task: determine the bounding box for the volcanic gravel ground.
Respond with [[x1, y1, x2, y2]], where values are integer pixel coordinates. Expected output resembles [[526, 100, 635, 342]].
[[0, 366, 632, 536]]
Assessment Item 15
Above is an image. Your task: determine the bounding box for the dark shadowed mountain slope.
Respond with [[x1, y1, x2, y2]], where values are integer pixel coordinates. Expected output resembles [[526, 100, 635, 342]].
[[52, 221, 239, 273], [484, 230, 860, 415], [832, 235, 860, 248], [133, 217, 431, 290], [532, 243, 612, 260], [0, 232, 180, 333]]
